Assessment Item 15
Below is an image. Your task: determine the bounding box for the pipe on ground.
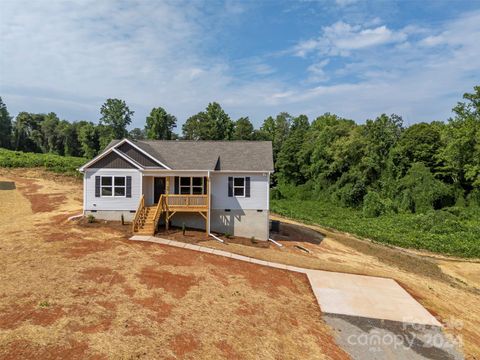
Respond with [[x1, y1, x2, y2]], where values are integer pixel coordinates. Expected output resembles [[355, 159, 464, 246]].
[[209, 233, 224, 243]]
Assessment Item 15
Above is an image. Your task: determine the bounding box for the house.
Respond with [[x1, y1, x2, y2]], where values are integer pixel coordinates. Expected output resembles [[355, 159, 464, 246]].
[[78, 139, 274, 240]]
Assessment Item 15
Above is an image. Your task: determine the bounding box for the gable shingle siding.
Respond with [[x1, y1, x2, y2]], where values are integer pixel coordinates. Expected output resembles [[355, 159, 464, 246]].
[[117, 142, 163, 167], [86, 151, 136, 169]]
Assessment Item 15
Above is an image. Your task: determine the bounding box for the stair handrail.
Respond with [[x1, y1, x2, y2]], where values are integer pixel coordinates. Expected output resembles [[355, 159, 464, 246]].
[[132, 194, 145, 232], [152, 194, 165, 232]]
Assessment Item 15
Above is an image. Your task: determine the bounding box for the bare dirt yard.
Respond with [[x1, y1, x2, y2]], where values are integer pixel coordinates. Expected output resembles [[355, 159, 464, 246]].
[[167, 220, 480, 358], [199, 222, 480, 359], [0, 169, 347, 360]]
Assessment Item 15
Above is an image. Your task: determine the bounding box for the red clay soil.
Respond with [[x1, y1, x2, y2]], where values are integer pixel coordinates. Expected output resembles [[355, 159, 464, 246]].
[[153, 246, 201, 267], [13, 177, 67, 213], [1, 339, 105, 360], [133, 296, 174, 324], [137, 266, 200, 298], [0, 302, 65, 329], [79, 267, 126, 285], [215, 340, 244, 360], [124, 321, 154, 337], [63, 239, 121, 259], [67, 314, 113, 334], [170, 333, 200, 357], [203, 252, 303, 296]]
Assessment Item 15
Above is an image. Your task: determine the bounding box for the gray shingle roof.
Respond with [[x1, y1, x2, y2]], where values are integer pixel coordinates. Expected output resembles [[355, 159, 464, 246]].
[[106, 139, 274, 171]]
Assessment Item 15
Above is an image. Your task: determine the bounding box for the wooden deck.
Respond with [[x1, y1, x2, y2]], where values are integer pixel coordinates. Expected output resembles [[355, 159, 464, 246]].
[[133, 194, 209, 235], [164, 194, 208, 211]]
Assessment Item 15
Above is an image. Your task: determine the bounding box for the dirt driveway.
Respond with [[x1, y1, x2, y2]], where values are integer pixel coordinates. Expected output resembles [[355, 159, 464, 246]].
[[0, 169, 346, 360]]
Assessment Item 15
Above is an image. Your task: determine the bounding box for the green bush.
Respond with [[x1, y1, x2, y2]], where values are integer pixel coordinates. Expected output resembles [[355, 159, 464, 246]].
[[363, 191, 386, 217], [396, 163, 455, 213], [414, 210, 466, 234], [467, 189, 480, 207], [271, 198, 480, 258], [0, 148, 85, 177]]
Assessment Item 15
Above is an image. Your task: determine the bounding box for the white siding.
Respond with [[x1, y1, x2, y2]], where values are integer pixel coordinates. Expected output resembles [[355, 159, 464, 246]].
[[143, 176, 154, 205], [84, 169, 142, 211], [210, 172, 269, 210]]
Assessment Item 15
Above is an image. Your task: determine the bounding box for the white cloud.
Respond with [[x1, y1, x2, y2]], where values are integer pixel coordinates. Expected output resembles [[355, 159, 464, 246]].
[[0, 1, 479, 130], [294, 21, 408, 57], [307, 59, 330, 83]]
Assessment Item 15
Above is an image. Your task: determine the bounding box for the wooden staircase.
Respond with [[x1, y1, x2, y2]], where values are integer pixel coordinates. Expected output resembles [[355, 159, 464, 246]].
[[133, 206, 156, 235], [132, 195, 165, 236]]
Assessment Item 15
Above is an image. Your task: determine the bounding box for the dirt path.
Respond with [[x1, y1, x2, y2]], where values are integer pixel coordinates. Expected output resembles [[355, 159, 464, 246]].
[[0, 168, 347, 360]]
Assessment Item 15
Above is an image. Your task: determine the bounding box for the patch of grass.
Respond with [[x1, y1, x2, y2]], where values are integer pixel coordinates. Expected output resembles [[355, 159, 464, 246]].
[[271, 199, 480, 258], [38, 301, 50, 308], [0, 148, 85, 177]]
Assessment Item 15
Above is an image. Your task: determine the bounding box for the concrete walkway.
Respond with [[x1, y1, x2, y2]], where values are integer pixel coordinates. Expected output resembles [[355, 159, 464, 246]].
[[130, 235, 441, 327]]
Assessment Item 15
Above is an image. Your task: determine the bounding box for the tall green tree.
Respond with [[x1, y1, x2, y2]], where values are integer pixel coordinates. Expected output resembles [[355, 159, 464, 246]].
[[360, 114, 403, 184], [78, 122, 100, 158], [0, 97, 12, 149], [233, 117, 254, 140], [13, 112, 44, 152], [99, 99, 134, 140], [145, 107, 177, 140], [437, 86, 480, 188], [276, 115, 310, 184], [389, 122, 443, 179], [258, 112, 291, 162], [40, 112, 61, 153], [129, 128, 145, 140], [182, 102, 233, 140]]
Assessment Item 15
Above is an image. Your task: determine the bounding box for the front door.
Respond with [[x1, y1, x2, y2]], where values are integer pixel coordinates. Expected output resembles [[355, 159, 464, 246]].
[[154, 177, 166, 203]]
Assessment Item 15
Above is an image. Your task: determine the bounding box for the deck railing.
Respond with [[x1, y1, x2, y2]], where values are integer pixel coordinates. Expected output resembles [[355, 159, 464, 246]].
[[165, 194, 208, 209]]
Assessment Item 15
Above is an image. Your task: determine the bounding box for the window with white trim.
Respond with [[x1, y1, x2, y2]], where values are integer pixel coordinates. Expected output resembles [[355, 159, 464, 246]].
[[101, 176, 126, 197], [179, 177, 205, 195], [233, 177, 245, 197]]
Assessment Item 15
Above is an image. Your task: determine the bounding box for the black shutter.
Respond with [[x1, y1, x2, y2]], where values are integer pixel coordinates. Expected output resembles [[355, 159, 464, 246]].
[[126, 176, 132, 198], [245, 177, 251, 197], [228, 177, 233, 197], [174, 176, 179, 194], [203, 177, 208, 194], [95, 176, 100, 197]]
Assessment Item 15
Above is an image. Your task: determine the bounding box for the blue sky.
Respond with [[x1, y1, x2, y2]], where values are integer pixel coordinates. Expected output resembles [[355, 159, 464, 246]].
[[1, 0, 479, 130]]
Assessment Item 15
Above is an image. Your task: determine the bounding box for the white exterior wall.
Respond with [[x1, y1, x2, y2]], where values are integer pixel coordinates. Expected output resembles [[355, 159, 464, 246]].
[[143, 176, 154, 205], [84, 168, 142, 213], [210, 172, 269, 210]]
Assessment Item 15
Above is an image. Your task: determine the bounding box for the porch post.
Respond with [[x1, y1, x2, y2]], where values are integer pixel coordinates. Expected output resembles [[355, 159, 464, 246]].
[[206, 172, 210, 235], [165, 176, 170, 230]]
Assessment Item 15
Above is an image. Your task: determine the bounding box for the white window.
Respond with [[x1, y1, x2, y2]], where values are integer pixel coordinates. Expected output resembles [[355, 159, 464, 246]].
[[179, 177, 205, 195], [101, 176, 126, 197], [233, 177, 245, 197]]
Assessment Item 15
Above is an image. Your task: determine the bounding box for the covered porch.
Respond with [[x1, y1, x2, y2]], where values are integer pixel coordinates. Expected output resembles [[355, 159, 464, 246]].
[[132, 172, 210, 235]]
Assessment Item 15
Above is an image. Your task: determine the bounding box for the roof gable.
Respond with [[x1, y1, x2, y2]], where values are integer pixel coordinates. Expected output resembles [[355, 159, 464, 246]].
[[85, 150, 137, 169], [117, 142, 165, 168]]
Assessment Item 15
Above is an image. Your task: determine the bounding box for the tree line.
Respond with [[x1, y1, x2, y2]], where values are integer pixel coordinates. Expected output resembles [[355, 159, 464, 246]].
[[0, 85, 479, 214], [0, 98, 271, 158]]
